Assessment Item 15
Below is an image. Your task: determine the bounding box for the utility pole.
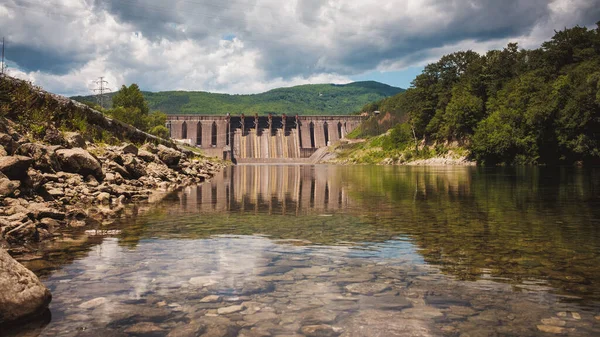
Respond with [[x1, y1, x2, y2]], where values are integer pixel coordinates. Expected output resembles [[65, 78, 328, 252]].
[[1, 37, 6, 75], [92, 77, 111, 109]]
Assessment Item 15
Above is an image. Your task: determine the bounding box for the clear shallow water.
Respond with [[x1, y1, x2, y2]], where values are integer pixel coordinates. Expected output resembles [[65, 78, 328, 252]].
[[6, 165, 600, 336]]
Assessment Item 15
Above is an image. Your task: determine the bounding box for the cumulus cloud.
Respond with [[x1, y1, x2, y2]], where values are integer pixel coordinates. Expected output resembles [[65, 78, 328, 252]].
[[0, 0, 598, 96]]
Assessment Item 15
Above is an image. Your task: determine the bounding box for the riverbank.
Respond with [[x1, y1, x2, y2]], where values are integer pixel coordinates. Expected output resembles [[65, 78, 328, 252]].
[[318, 138, 476, 166], [0, 76, 226, 326]]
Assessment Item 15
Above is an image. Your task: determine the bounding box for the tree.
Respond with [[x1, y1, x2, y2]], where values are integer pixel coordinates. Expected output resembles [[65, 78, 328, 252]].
[[439, 85, 484, 140], [112, 84, 149, 115], [106, 84, 171, 139]]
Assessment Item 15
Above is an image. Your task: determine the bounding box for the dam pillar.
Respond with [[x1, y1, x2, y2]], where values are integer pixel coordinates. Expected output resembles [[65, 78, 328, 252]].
[[314, 121, 326, 148], [328, 121, 340, 143], [201, 121, 213, 148], [171, 120, 184, 139], [216, 120, 228, 148], [300, 120, 313, 149], [187, 121, 199, 146]]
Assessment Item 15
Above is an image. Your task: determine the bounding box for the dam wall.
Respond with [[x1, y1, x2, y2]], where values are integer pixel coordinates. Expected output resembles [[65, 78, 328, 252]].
[[167, 114, 364, 163]]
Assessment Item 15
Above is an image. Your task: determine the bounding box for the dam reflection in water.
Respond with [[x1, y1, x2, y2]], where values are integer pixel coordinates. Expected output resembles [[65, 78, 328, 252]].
[[177, 165, 352, 215]]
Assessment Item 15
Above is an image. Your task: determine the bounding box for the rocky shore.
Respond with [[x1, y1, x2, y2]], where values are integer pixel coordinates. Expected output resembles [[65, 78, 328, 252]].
[[0, 121, 224, 325], [0, 77, 226, 326]]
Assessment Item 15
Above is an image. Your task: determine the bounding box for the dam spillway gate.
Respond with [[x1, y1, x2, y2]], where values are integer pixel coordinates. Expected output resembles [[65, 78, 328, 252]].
[[166, 115, 364, 163]]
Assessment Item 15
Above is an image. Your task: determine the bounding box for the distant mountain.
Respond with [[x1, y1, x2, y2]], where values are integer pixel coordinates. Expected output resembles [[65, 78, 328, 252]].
[[71, 81, 404, 115]]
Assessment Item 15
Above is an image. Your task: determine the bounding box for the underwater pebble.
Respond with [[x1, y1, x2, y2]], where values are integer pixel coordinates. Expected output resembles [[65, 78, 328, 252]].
[[537, 325, 565, 334]]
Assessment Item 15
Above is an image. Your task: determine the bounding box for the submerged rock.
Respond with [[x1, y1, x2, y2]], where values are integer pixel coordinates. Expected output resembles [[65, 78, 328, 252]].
[[124, 322, 165, 336], [0, 248, 52, 325], [344, 282, 391, 295], [300, 324, 341, 337], [217, 304, 246, 315]]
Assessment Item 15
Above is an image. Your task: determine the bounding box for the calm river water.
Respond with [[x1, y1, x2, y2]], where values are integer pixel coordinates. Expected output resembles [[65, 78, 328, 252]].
[[5, 165, 600, 336]]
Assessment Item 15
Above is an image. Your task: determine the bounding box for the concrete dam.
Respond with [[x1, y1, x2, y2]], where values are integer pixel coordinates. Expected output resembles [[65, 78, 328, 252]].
[[166, 114, 364, 163]]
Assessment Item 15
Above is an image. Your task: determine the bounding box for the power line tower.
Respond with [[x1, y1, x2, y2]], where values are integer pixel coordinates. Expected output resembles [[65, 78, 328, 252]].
[[92, 76, 111, 109], [1, 37, 6, 75]]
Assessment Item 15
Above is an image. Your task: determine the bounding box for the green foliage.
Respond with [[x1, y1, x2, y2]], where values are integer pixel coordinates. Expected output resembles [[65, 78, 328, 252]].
[[382, 123, 414, 151], [107, 106, 146, 129], [149, 125, 170, 138], [73, 81, 404, 116], [112, 84, 149, 115], [352, 22, 600, 165], [105, 84, 170, 139]]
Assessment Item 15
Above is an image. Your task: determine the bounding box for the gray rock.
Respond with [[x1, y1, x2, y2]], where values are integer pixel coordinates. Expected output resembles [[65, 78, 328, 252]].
[[107, 162, 130, 179], [43, 128, 67, 146], [168, 321, 206, 337], [96, 192, 111, 204], [0, 156, 34, 180], [146, 162, 170, 180], [140, 143, 158, 154], [26, 202, 64, 220], [339, 309, 431, 336], [16, 143, 62, 173], [56, 148, 104, 180], [39, 218, 60, 231], [123, 156, 146, 179], [25, 168, 46, 190], [300, 325, 341, 337], [200, 295, 222, 303], [197, 316, 240, 337], [4, 221, 37, 244], [120, 143, 138, 156], [64, 132, 86, 148], [217, 304, 245, 315], [344, 282, 391, 295], [0, 248, 52, 324], [124, 322, 165, 336], [157, 145, 182, 166], [137, 149, 157, 162], [0, 133, 19, 155], [0, 178, 20, 196], [424, 295, 470, 308]]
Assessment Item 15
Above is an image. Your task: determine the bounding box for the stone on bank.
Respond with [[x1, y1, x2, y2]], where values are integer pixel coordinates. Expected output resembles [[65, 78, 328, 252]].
[[0, 248, 51, 325]]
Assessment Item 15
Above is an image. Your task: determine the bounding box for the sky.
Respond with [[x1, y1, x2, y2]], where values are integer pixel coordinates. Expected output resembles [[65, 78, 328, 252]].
[[1, 0, 599, 96]]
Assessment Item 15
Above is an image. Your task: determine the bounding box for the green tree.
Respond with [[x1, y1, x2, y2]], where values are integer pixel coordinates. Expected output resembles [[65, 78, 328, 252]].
[[112, 84, 149, 115], [439, 85, 484, 140]]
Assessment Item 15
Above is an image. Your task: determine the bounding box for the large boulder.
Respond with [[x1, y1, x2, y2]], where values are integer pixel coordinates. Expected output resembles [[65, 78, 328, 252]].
[[56, 148, 104, 180], [16, 143, 62, 173], [157, 145, 182, 166], [0, 248, 52, 325], [0, 156, 34, 180]]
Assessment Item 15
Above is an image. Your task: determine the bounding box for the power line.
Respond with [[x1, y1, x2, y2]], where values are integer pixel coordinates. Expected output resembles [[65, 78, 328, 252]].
[[92, 77, 111, 109], [1, 37, 5, 75]]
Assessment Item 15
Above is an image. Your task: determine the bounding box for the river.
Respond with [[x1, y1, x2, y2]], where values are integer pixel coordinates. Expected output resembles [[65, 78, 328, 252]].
[[5, 165, 600, 336]]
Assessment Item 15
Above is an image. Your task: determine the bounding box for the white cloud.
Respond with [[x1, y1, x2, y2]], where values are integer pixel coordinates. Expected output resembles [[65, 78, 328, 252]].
[[1, 0, 598, 96]]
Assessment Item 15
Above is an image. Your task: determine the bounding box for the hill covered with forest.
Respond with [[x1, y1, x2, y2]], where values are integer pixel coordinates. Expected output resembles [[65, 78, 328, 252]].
[[352, 23, 600, 165], [72, 81, 403, 116]]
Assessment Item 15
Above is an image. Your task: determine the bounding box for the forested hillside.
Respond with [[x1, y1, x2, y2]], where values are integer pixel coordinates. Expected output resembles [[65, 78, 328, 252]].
[[356, 23, 600, 165], [72, 81, 403, 116]]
